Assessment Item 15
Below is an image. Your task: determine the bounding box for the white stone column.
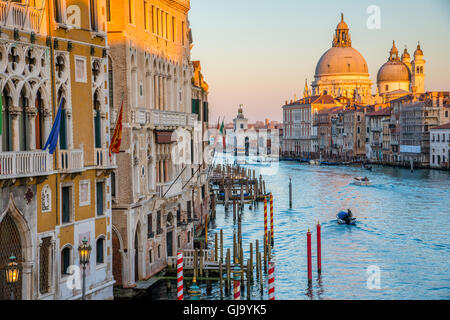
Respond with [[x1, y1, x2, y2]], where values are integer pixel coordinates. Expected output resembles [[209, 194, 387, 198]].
[[26, 108, 37, 150], [9, 107, 21, 152]]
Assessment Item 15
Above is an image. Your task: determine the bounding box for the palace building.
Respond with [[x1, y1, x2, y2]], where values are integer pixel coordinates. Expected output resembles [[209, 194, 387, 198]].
[[0, 0, 115, 300], [107, 0, 209, 288]]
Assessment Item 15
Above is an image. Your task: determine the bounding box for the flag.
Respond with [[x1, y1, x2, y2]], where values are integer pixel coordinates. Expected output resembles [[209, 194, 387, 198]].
[[43, 98, 64, 154], [220, 119, 226, 151], [109, 100, 124, 158]]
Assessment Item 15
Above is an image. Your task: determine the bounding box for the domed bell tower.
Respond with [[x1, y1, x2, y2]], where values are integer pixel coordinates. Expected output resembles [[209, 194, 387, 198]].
[[332, 13, 352, 48], [411, 42, 425, 94], [401, 46, 412, 75]]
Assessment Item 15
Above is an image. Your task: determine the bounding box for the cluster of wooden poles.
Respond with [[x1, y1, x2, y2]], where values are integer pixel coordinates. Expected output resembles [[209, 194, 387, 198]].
[[214, 194, 276, 300]]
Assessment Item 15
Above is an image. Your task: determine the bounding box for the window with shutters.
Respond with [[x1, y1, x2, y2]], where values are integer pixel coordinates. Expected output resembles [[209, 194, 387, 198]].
[[61, 186, 72, 224], [96, 181, 104, 216], [39, 237, 52, 294]]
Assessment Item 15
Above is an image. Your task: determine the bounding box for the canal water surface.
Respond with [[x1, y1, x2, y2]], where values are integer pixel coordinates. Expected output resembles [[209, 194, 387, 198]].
[[146, 161, 450, 300]]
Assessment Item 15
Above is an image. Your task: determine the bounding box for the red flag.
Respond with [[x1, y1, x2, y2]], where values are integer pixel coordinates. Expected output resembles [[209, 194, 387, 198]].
[[109, 101, 124, 158]]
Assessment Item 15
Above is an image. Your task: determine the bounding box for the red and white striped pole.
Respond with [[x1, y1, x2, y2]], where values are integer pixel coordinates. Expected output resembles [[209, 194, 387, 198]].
[[233, 262, 241, 300], [177, 252, 184, 300], [264, 197, 268, 246], [268, 262, 275, 300], [270, 193, 274, 246]]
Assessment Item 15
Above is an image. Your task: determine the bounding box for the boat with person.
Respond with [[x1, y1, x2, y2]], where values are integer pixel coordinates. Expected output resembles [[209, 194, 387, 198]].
[[336, 210, 357, 225], [353, 176, 371, 186]]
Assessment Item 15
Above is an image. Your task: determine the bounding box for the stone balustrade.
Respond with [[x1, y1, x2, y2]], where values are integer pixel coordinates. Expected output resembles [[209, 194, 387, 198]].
[[58, 149, 84, 172], [95, 148, 117, 168], [0, 150, 53, 179], [0, 1, 42, 33]]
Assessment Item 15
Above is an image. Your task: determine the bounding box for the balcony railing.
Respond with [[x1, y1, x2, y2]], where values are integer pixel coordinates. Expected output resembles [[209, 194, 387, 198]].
[[0, 1, 43, 33], [156, 179, 183, 198], [95, 149, 116, 168], [58, 149, 84, 172], [0, 150, 52, 179]]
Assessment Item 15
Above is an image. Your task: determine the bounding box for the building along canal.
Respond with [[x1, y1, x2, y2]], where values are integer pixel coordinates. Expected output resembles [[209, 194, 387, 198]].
[[144, 161, 450, 300]]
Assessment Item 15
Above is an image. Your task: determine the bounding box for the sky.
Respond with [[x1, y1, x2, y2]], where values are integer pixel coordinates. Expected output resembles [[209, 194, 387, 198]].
[[189, 0, 450, 123]]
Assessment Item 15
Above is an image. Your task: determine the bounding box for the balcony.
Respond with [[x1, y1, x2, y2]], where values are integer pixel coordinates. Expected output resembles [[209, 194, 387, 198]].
[[95, 149, 116, 169], [0, 151, 53, 179], [0, 1, 43, 33], [149, 110, 199, 128], [58, 149, 84, 172], [156, 179, 183, 198]]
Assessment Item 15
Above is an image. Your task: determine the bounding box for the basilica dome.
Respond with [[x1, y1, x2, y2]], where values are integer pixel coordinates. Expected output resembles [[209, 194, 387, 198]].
[[377, 60, 410, 82], [311, 14, 372, 101], [376, 41, 411, 95], [315, 47, 369, 76]]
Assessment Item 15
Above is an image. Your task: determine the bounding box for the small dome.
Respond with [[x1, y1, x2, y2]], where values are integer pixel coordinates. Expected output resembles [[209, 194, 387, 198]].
[[402, 47, 410, 60], [315, 47, 369, 76], [377, 60, 411, 82], [414, 43, 423, 56]]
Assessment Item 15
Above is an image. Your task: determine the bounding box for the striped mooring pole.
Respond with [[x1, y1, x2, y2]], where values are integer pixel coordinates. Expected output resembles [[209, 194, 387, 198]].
[[270, 193, 274, 246], [264, 197, 268, 246], [268, 262, 275, 300], [233, 260, 241, 300], [177, 252, 184, 300]]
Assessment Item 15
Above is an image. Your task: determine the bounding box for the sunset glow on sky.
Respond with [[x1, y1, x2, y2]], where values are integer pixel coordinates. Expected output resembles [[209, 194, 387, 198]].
[[189, 0, 450, 123]]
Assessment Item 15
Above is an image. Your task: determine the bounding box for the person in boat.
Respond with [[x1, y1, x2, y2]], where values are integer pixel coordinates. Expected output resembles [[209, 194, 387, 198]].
[[345, 209, 353, 224], [337, 209, 353, 224], [363, 176, 369, 181]]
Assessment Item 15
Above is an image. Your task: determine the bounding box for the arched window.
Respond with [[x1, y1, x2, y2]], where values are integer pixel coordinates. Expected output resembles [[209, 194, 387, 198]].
[[1, 87, 13, 152], [35, 90, 45, 149], [0, 213, 23, 299], [61, 246, 72, 275], [57, 88, 68, 150], [96, 237, 104, 264], [93, 90, 102, 149], [19, 88, 29, 151]]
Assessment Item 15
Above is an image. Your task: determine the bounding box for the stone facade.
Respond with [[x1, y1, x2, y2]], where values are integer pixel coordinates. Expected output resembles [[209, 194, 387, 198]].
[[0, 0, 115, 300], [107, 0, 210, 288]]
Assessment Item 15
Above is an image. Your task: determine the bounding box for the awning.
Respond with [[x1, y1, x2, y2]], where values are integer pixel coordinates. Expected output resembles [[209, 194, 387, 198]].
[[156, 131, 176, 144]]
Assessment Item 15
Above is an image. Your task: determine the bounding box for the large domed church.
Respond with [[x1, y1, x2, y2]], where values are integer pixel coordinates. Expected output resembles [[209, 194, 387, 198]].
[[305, 14, 426, 104]]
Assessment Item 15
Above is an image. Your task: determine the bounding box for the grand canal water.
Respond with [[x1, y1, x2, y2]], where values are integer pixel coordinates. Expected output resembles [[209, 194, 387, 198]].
[[146, 160, 450, 300]]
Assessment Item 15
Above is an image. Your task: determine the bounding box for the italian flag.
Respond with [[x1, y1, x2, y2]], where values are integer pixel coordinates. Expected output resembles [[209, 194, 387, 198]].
[[220, 119, 226, 151]]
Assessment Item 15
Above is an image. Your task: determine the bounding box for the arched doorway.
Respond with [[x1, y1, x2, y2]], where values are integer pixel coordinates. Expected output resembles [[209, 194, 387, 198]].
[[0, 214, 23, 299], [111, 228, 122, 287], [134, 223, 141, 282]]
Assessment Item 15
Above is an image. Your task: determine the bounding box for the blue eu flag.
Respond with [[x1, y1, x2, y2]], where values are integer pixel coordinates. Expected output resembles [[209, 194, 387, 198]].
[[43, 98, 64, 154]]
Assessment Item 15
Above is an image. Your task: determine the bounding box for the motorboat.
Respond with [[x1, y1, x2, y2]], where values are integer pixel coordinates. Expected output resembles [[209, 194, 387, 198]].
[[309, 160, 320, 165], [354, 176, 371, 186], [336, 211, 357, 225]]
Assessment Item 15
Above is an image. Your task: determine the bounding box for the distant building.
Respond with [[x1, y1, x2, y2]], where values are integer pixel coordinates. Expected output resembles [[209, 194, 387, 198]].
[[399, 92, 449, 166], [282, 95, 337, 159], [365, 107, 391, 161], [430, 123, 450, 169]]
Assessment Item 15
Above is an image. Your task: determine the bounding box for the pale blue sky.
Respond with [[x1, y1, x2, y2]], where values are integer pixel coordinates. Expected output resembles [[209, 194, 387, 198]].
[[189, 0, 450, 123]]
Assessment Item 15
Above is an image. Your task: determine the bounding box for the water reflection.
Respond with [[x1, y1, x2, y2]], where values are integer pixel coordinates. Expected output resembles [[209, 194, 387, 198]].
[[144, 162, 450, 300]]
